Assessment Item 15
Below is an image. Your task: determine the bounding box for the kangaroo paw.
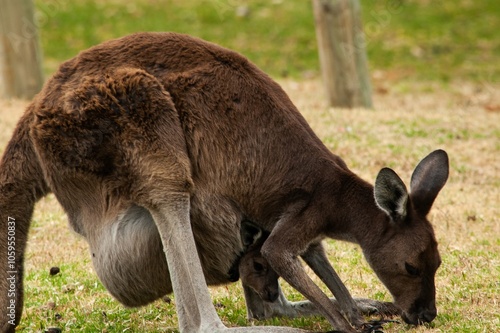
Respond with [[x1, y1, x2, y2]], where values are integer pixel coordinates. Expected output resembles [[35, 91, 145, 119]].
[[359, 319, 400, 333], [355, 299, 400, 317]]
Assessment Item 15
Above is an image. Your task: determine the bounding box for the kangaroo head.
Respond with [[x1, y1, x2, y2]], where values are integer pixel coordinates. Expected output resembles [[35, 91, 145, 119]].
[[239, 221, 280, 302], [365, 150, 449, 325]]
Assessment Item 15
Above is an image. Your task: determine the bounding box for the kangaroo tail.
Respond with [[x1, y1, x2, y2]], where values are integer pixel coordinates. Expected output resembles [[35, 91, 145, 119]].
[[0, 104, 49, 331]]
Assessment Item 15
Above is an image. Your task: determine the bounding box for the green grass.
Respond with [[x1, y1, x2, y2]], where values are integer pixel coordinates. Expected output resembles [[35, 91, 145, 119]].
[[35, 0, 500, 82]]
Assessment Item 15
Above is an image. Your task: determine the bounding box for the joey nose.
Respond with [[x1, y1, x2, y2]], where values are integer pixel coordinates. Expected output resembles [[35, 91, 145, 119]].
[[268, 290, 279, 302], [261, 289, 279, 302]]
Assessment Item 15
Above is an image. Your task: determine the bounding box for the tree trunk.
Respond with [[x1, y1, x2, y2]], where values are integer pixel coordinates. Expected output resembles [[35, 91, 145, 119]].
[[313, 0, 372, 108], [0, 0, 43, 99]]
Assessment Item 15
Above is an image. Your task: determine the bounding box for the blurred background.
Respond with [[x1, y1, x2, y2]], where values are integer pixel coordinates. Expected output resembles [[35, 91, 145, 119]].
[[34, 0, 499, 83]]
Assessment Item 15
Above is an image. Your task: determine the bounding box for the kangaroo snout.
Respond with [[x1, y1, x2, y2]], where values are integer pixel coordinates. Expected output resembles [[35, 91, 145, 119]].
[[420, 308, 437, 323], [402, 309, 436, 325], [402, 301, 437, 325]]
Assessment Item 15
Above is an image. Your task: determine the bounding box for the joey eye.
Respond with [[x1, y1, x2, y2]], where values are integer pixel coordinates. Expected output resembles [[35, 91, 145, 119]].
[[253, 261, 264, 272], [405, 262, 421, 277]]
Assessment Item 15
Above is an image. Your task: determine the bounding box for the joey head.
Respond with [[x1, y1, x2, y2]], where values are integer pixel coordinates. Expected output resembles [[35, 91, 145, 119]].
[[238, 221, 280, 303]]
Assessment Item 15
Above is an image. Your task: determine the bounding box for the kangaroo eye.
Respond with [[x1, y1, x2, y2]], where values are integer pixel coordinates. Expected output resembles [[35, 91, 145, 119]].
[[405, 262, 421, 277], [253, 261, 264, 272]]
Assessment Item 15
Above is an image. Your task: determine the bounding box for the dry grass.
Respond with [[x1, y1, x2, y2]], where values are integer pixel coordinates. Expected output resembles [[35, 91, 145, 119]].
[[0, 79, 498, 332]]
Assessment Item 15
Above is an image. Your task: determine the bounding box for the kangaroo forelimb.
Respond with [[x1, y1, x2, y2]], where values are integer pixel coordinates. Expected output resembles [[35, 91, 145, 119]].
[[301, 243, 363, 327], [246, 285, 399, 320]]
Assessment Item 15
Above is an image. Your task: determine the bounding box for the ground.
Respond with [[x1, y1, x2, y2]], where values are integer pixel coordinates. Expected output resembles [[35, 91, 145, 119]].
[[0, 79, 498, 332]]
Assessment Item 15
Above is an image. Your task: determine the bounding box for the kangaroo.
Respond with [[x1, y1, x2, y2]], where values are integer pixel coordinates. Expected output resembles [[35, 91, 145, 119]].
[[0, 32, 448, 333]]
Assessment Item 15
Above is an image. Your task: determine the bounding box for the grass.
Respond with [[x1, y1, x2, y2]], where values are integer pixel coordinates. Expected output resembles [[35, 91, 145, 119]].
[[34, 0, 500, 82], [1, 78, 499, 332]]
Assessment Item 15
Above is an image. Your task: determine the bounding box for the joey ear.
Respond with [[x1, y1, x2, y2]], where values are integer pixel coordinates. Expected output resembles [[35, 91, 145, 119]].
[[410, 149, 449, 216], [240, 220, 263, 248], [374, 168, 409, 223]]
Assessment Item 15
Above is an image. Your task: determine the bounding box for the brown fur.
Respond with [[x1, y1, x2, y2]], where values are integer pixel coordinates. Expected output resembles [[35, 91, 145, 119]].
[[0, 32, 448, 332]]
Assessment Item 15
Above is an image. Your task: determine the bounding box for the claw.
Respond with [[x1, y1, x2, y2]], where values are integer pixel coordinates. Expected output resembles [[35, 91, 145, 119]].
[[360, 319, 400, 333], [324, 319, 400, 333]]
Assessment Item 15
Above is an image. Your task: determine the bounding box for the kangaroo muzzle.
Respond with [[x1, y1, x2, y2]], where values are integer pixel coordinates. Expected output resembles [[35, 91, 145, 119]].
[[402, 299, 437, 325]]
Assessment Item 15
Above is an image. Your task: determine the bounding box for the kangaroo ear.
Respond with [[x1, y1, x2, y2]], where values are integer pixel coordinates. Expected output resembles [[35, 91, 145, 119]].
[[240, 220, 263, 248], [410, 149, 449, 216], [374, 168, 409, 224]]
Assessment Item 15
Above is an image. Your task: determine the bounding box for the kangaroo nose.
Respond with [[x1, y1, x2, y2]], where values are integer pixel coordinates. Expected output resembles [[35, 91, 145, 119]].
[[419, 308, 437, 323]]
